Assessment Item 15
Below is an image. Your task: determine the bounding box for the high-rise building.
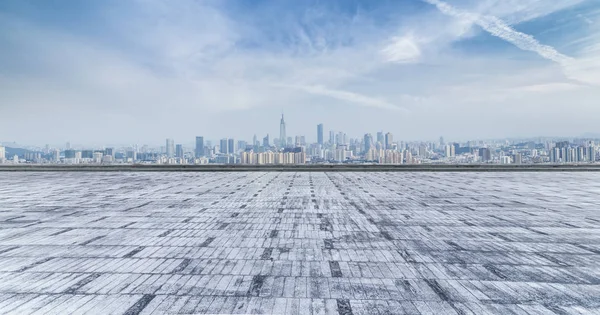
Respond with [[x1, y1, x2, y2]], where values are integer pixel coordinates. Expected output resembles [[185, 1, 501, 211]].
[[104, 148, 114, 157], [175, 144, 184, 158], [446, 145, 456, 158], [220, 139, 229, 154], [279, 114, 287, 147], [287, 137, 293, 147], [385, 133, 393, 150], [228, 139, 235, 154], [478, 148, 491, 162], [329, 131, 335, 145], [263, 134, 270, 148], [363, 134, 373, 153], [0, 146, 5, 163], [377, 132, 384, 145], [439, 136, 445, 146], [195, 136, 205, 158], [166, 139, 175, 157], [317, 124, 324, 145], [66, 142, 71, 150]]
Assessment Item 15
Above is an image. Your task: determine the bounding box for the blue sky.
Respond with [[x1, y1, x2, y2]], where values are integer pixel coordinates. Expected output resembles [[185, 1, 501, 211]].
[[1, 0, 599, 146]]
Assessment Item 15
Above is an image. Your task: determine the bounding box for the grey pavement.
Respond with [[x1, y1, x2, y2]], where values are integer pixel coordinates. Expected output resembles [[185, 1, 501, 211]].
[[0, 172, 599, 314]]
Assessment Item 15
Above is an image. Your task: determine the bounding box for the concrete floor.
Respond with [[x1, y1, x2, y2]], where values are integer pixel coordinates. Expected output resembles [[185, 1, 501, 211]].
[[0, 172, 599, 314]]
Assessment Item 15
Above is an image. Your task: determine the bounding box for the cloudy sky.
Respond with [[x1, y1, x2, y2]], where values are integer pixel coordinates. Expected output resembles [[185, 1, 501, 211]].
[[1, 0, 599, 146]]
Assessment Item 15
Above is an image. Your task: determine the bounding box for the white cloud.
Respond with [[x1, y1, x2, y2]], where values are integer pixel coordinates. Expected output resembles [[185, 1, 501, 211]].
[[381, 34, 422, 63]]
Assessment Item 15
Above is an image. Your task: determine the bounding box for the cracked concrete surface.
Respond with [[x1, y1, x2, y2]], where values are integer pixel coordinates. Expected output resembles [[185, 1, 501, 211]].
[[0, 172, 599, 314]]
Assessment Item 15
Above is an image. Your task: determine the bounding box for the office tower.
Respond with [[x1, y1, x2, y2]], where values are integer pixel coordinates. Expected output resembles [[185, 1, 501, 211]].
[[64, 150, 77, 159], [317, 124, 324, 145], [279, 114, 287, 147], [220, 139, 229, 154], [0, 146, 5, 162], [513, 153, 522, 164], [329, 131, 335, 145], [263, 134, 270, 148], [228, 139, 235, 154], [377, 132, 384, 145], [439, 136, 445, 146], [104, 148, 114, 157], [166, 139, 175, 157], [54, 149, 60, 161], [385, 133, 393, 150], [253, 134, 258, 146], [363, 134, 373, 153], [195, 137, 205, 158], [587, 146, 596, 162], [478, 148, 491, 161], [287, 137, 293, 147], [175, 144, 183, 158], [445, 145, 456, 158]]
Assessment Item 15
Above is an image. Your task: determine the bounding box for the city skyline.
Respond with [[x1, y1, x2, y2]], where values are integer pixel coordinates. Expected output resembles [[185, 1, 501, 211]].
[[1, 0, 600, 144]]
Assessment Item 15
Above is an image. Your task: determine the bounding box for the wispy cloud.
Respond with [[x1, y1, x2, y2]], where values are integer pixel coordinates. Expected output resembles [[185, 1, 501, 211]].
[[420, 0, 600, 86]]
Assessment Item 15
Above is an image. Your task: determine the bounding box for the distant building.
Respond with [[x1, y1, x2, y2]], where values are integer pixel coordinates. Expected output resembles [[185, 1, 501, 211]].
[[317, 124, 324, 145], [500, 156, 511, 164], [195, 136, 205, 158], [64, 150, 77, 159], [279, 115, 287, 147], [479, 148, 491, 162], [329, 131, 335, 145], [513, 153, 522, 165], [445, 145, 456, 158], [363, 134, 373, 153], [220, 139, 229, 154], [0, 146, 5, 163], [228, 139, 235, 154], [385, 133, 393, 150], [166, 139, 175, 157], [175, 144, 183, 158], [104, 148, 114, 157], [377, 132, 384, 145], [263, 134, 270, 148]]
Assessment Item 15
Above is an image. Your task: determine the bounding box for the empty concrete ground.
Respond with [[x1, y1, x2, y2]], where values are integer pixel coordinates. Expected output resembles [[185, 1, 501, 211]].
[[0, 172, 599, 314]]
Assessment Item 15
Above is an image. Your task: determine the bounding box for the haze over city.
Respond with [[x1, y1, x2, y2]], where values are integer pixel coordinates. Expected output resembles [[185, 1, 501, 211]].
[[1, 0, 600, 145]]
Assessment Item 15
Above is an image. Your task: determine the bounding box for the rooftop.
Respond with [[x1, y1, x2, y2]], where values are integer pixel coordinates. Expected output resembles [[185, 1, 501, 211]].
[[0, 172, 599, 314]]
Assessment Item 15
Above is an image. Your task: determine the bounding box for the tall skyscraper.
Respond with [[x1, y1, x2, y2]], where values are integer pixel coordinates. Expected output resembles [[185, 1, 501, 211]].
[[364, 134, 373, 153], [175, 144, 183, 158], [279, 114, 287, 147], [228, 139, 235, 154], [329, 131, 335, 145], [104, 148, 114, 157], [377, 132, 384, 145], [166, 139, 175, 157], [385, 133, 393, 150], [263, 134, 270, 148], [317, 124, 324, 145], [195, 136, 205, 158], [220, 139, 229, 154]]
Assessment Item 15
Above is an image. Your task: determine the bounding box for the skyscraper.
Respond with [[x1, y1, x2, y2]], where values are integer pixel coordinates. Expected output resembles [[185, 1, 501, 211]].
[[220, 139, 229, 154], [279, 114, 286, 147], [317, 124, 324, 145], [228, 139, 235, 154], [329, 131, 335, 145], [364, 134, 373, 153], [166, 139, 175, 157], [377, 132, 384, 145], [263, 134, 270, 148], [385, 133, 393, 150], [195, 136, 204, 158], [175, 144, 183, 158]]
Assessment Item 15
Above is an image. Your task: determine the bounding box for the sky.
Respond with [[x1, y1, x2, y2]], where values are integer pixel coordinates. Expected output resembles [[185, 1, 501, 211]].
[[1, 0, 599, 147]]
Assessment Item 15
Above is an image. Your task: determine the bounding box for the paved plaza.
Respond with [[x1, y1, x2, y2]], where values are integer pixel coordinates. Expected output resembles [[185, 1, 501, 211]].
[[0, 172, 599, 314]]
